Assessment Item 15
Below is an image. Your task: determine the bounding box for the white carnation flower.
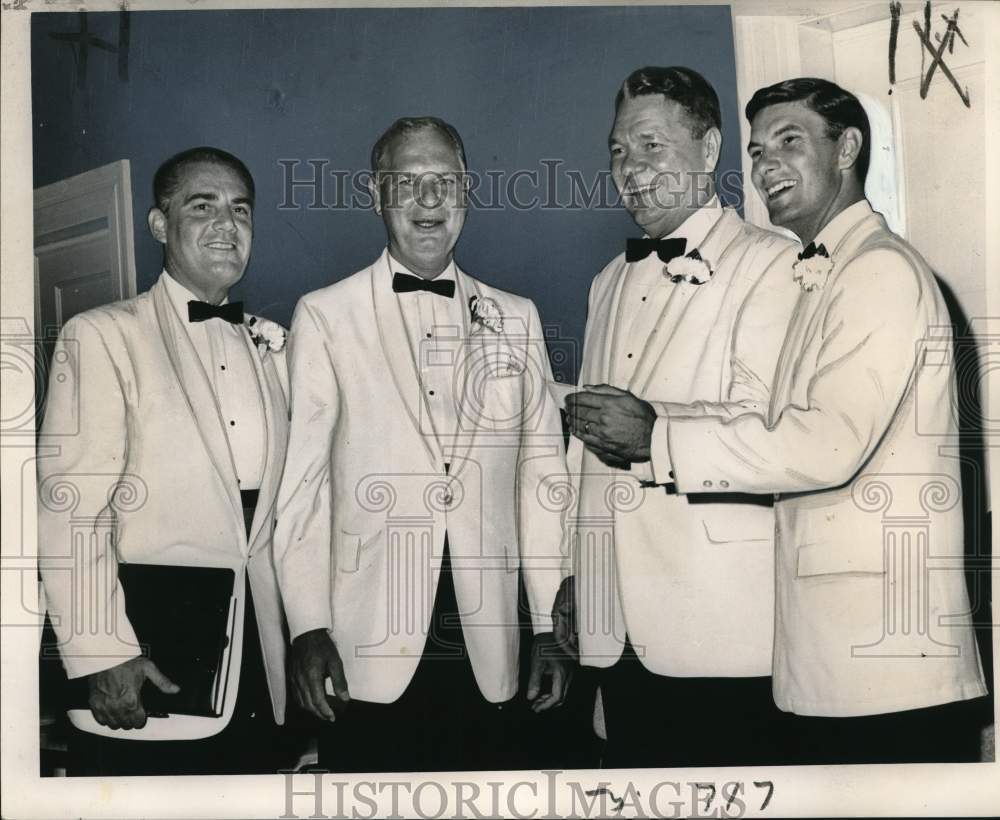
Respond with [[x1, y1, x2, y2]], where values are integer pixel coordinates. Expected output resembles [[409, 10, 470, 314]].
[[469, 295, 504, 333], [247, 316, 287, 352], [663, 250, 713, 285], [792, 255, 834, 292]]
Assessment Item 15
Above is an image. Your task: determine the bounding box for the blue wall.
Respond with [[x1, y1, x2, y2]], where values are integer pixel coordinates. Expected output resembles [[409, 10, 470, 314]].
[[31, 6, 740, 380]]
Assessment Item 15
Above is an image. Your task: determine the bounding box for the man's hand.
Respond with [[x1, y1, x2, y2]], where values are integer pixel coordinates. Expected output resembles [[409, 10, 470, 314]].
[[88, 656, 180, 730], [291, 628, 350, 722], [526, 632, 574, 713], [552, 576, 578, 659], [565, 384, 656, 464]]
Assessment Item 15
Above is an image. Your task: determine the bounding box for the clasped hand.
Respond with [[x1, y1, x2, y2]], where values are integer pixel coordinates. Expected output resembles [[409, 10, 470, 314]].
[[565, 384, 656, 466]]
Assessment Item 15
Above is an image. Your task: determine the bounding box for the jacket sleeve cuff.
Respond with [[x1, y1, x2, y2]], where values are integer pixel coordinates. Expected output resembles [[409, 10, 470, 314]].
[[60, 632, 142, 680], [287, 609, 334, 643], [649, 414, 674, 485], [630, 461, 654, 482], [531, 611, 555, 635]]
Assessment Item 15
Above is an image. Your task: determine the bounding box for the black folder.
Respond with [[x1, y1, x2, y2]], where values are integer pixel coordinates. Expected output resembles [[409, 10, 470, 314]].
[[68, 563, 237, 718]]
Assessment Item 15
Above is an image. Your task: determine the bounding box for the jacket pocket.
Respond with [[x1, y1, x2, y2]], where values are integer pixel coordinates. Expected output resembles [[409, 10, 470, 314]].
[[337, 529, 381, 574], [796, 540, 886, 577], [701, 511, 772, 545]]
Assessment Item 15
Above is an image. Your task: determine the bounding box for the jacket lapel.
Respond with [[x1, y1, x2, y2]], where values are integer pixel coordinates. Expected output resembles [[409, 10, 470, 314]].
[[242, 328, 289, 555], [151, 277, 245, 539], [370, 252, 443, 470], [445, 270, 482, 482], [628, 208, 742, 396], [769, 210, 884, 421], [592, 258, 631, 385]]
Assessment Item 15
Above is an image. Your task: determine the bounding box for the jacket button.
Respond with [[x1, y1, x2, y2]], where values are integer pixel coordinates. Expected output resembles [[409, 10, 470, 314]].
[[720, 480, 730, 488], [703, 480, 713, 488]]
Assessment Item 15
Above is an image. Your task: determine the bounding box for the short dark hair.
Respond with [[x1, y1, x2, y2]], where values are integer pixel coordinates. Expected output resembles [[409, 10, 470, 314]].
[[370, 117, 467, 177], [614, 66, 721, 139], [745, 77, 871, 183], [153, 147, 255, 213]]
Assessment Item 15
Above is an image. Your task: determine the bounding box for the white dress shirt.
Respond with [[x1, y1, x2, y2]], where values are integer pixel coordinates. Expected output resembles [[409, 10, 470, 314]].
[[616, 196, 723, 483], [389, 253, 464, 450], [162, 271, 266, 490]]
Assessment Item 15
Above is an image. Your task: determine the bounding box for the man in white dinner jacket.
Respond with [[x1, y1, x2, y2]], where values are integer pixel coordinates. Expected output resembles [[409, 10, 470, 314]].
[[570, 77, 988, 763], [37, 147, 291, 775], [561, 66, 801, 767], [273, 117, 570, 772]]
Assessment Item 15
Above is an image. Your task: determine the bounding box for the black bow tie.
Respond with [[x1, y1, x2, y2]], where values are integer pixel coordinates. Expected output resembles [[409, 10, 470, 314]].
[[392, 271, 456, 298], [187, 300, 244, 324], [798, 241, 829, 261], [625, 237, 688, 264]]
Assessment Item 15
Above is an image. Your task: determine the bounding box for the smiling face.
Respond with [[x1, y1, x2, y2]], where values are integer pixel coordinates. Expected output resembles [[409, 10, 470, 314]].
[[609, 94, 721, 239], [148, 161, 253, 304], [748, 101, 862, 244], [370, 127, 468, 279]]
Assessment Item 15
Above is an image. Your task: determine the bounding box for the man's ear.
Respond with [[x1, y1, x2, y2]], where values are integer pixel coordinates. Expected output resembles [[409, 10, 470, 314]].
[[147, 208, 168, 244], [368, 173, 382, 216], [837, 127, 863, 173], [702, 126, 722, 174]]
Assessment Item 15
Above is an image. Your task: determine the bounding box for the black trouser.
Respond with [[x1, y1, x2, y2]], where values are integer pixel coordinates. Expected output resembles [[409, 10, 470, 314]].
[[318, 539, 520, 773], [66, 492, 282, 776], [597, 638, 789, 768], [785, 696, 989, 765]]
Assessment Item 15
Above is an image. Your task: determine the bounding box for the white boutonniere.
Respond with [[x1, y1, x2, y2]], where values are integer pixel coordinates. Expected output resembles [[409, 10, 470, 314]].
[[792, 254, 834, 292], [469, 295, 504, 334], [663, 249, 713, 285], [792, 242, 834, 292], [247, 316, 286, 353]]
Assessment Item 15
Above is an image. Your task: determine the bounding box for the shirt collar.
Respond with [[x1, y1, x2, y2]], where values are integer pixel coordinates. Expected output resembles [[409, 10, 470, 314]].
[[386, 249, 457, 286], [810, 199, 873, 256], [162, 269, 232, 322], [661, 194, 722, 248]]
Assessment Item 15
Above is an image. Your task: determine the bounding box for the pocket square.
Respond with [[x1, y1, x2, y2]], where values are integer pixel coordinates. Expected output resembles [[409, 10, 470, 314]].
[[483, 349, 524, 378]]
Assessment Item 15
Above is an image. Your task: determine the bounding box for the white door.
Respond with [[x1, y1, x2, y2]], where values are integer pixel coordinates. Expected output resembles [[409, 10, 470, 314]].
[[34, 159, 137, 361]]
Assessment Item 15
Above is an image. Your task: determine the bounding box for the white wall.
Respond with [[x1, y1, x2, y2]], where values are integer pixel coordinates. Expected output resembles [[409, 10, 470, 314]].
[[831, 5, 987, 318]]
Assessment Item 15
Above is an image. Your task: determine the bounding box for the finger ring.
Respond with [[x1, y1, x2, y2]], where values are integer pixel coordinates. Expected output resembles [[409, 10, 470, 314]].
[[585, 422, 592, 435]]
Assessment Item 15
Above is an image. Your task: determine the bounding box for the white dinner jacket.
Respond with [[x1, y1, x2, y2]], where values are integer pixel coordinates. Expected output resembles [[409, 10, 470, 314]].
[[37, 274, 290, 738], [569, 207, 799, 676], [273, 250, 567, 704], [668, 201, 988, 715]]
